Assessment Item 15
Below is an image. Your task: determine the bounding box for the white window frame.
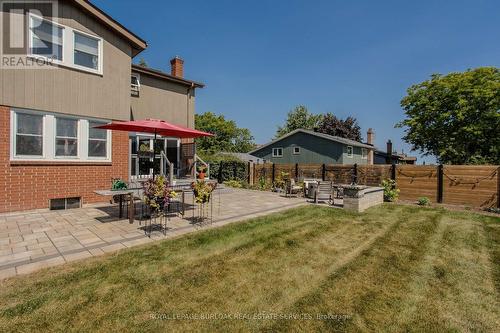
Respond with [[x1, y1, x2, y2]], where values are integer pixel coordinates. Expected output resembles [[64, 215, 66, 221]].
[[54, 116, 80, 159], [293, 146, 300, 155], [72, 29, 103, 74], [28, 14, 65, 66], [10, 108, 111, 162], [346, 146, 353, 158], [88, 120, 110, 160], [11, 110, 46, 159], [361, 148, 368, 159], [131, 73, 141, 93], [27, 13, 103, 75], [272, 147, 283, 157]]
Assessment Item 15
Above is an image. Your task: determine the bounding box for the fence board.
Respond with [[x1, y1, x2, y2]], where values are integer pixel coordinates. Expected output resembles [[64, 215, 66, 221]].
[[396, 165, 438, 202], [443, 165, 498, 208]]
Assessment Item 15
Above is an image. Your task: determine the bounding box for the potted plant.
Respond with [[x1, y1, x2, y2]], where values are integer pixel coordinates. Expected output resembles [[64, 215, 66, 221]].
[[191, 181, 217, 204], [138, 143, 154, 158], [111, 178, 128, 190], [197, 164, 208, 180], [142, 175, 176, 213]]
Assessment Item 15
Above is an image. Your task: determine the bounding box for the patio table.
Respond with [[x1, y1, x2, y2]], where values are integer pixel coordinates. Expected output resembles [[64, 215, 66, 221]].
[[94, 189, 135, 223]]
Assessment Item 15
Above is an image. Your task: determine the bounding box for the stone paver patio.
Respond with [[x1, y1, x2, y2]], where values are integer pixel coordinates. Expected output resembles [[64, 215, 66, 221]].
[[0, 189, 306, 279]]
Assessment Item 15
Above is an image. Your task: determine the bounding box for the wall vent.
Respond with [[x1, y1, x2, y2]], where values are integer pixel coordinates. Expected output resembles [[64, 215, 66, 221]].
[[50, 197, 81, 210]]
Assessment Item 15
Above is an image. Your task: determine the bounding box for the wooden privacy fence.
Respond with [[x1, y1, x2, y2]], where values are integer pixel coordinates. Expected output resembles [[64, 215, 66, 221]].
[[251, 163, 500, 208]]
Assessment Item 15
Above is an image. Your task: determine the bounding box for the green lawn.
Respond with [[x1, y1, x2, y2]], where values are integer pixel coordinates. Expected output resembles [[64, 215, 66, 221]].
[[0, 205, 499, 332]]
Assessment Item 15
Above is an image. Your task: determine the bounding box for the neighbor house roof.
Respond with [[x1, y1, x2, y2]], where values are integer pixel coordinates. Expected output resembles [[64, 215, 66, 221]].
[[73, 0, 147, 56], [249, 129, 374, 154], [375, 150, 417, 162], [132, 65, 205, 88]]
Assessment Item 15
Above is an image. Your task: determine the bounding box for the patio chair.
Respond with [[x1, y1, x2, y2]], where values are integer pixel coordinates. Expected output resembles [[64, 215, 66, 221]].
[[314, 181, 333, 204], [286, 179, 303, 198]]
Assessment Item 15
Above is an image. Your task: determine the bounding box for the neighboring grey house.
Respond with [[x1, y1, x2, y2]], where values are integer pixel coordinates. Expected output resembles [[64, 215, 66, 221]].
[[249, 129, 374, 165]]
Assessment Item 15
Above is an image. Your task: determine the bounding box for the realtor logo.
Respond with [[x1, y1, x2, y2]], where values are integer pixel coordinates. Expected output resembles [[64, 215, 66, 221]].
[[1, 0, 58, 68]]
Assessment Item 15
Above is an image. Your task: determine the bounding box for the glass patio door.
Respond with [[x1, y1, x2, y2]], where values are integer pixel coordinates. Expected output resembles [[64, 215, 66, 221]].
[[129, 136, 179, 180]]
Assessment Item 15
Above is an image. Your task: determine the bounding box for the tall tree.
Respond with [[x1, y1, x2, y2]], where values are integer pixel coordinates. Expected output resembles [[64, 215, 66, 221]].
[[137, 58, 148, 67], [317, 113, 362, 141], [195, 112, 256, 153], [397, 67, 500, 164], [275, 105, 322, 138]]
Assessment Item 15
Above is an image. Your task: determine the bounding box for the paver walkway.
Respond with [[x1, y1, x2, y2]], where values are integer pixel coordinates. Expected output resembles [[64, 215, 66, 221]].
[[0, 189, 306, 279]]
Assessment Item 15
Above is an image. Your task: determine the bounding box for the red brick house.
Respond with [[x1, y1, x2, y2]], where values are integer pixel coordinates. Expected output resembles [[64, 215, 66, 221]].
[[0, 0, 204, 213]]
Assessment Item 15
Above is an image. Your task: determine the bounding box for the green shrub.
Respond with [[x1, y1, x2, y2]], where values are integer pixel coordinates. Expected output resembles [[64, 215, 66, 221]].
[[417, 197, 430, 206], [380, 179, 399, 202], [223, 180, 243, 188]]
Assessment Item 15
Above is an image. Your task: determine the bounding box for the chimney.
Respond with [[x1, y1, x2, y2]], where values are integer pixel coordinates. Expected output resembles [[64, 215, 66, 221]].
[[367, 128, 374, 165], [170, 56, 184, 78], [386, 140, 393, 164]]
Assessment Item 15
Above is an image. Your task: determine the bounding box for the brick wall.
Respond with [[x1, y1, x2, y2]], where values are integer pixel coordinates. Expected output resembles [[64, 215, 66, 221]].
[[0, 106, 129, 213]]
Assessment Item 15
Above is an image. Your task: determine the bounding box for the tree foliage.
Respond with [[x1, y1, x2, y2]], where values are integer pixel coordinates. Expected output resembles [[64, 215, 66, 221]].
[[275, 105, 322, 138], [137, 58, 148, 67], [397, 67, 500, 164], [195, 112, 256, 154], [317, 113, 362, 141]]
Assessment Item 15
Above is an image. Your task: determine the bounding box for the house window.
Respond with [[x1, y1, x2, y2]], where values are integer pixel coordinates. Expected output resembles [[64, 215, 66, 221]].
[[131, 74, 140, 95], [293, 147, 300, 155], [55, 118, 78, 157], [11, 109, 111, 162], [29, 15, 64, 61], [74, 32, 100, 70], [346, 146, 353, 157], [362, 148, 368, 159], [272, 148, 283, 157], [15, 113, 43, 156], [88, 121, 107, 157]]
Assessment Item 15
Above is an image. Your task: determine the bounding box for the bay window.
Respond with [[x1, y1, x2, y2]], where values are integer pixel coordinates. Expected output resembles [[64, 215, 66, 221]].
[[15, 113, 43, 156]]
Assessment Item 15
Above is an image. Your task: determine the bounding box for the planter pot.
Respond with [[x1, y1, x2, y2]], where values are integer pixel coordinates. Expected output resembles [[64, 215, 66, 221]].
[[198, 172, 206, 180]]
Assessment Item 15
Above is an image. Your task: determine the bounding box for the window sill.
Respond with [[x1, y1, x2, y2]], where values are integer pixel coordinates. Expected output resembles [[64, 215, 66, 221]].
[[10, 160, 112, 166]]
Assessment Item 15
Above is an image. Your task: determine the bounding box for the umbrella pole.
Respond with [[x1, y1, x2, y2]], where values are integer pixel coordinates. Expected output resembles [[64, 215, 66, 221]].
[[152, 130, 156, 180]]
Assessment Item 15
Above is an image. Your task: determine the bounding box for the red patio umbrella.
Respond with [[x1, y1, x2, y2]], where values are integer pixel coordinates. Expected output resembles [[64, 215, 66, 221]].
[[95, 119, 213, 179]]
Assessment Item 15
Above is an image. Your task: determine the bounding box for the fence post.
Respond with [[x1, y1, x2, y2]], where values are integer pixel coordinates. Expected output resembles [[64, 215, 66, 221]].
[[272, 163, 276, 184], [247, 162, 251, 185], [322, 164, 326, 181], [497, 167, 500, 208], [437, 164, 444, 203], [352, 163, 358, 184], [295, 163, 299, 181], [391, 163, 396, 181], [218, 161, 223, 183]]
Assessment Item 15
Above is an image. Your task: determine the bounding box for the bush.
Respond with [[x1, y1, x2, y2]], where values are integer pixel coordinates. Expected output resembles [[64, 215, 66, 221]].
[[417, 197, 430, 206], [223, 180, 243, 188], [380, 179, 399, 202]]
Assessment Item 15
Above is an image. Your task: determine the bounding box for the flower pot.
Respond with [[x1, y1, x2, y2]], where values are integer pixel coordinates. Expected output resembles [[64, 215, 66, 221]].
[[198, 172, 206, 180]]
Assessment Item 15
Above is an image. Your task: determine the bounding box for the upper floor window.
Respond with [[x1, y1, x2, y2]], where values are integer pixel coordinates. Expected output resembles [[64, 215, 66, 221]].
[[55, 118, 78, 157], [131, 74, 140, 95], [361, 148, 368, 159], [15, 113, 43, 156], [28, 14, 103, 75], [346, 146, 353, 157], [272, 147, 283, 157], [293, 147, 300, 155], [74, 32, 100, 70], [29, 15, 64, 61]]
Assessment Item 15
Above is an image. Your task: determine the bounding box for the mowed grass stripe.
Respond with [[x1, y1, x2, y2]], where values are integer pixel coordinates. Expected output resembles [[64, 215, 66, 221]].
[[264, 207, 445, 332]]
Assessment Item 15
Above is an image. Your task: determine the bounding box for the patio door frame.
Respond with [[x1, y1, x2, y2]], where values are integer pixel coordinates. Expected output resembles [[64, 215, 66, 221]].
[[129, 134, 180, 180]]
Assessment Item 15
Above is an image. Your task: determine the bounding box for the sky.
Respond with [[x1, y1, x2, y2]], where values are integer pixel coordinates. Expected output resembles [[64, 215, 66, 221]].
[[94, 0, 500, 164]]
